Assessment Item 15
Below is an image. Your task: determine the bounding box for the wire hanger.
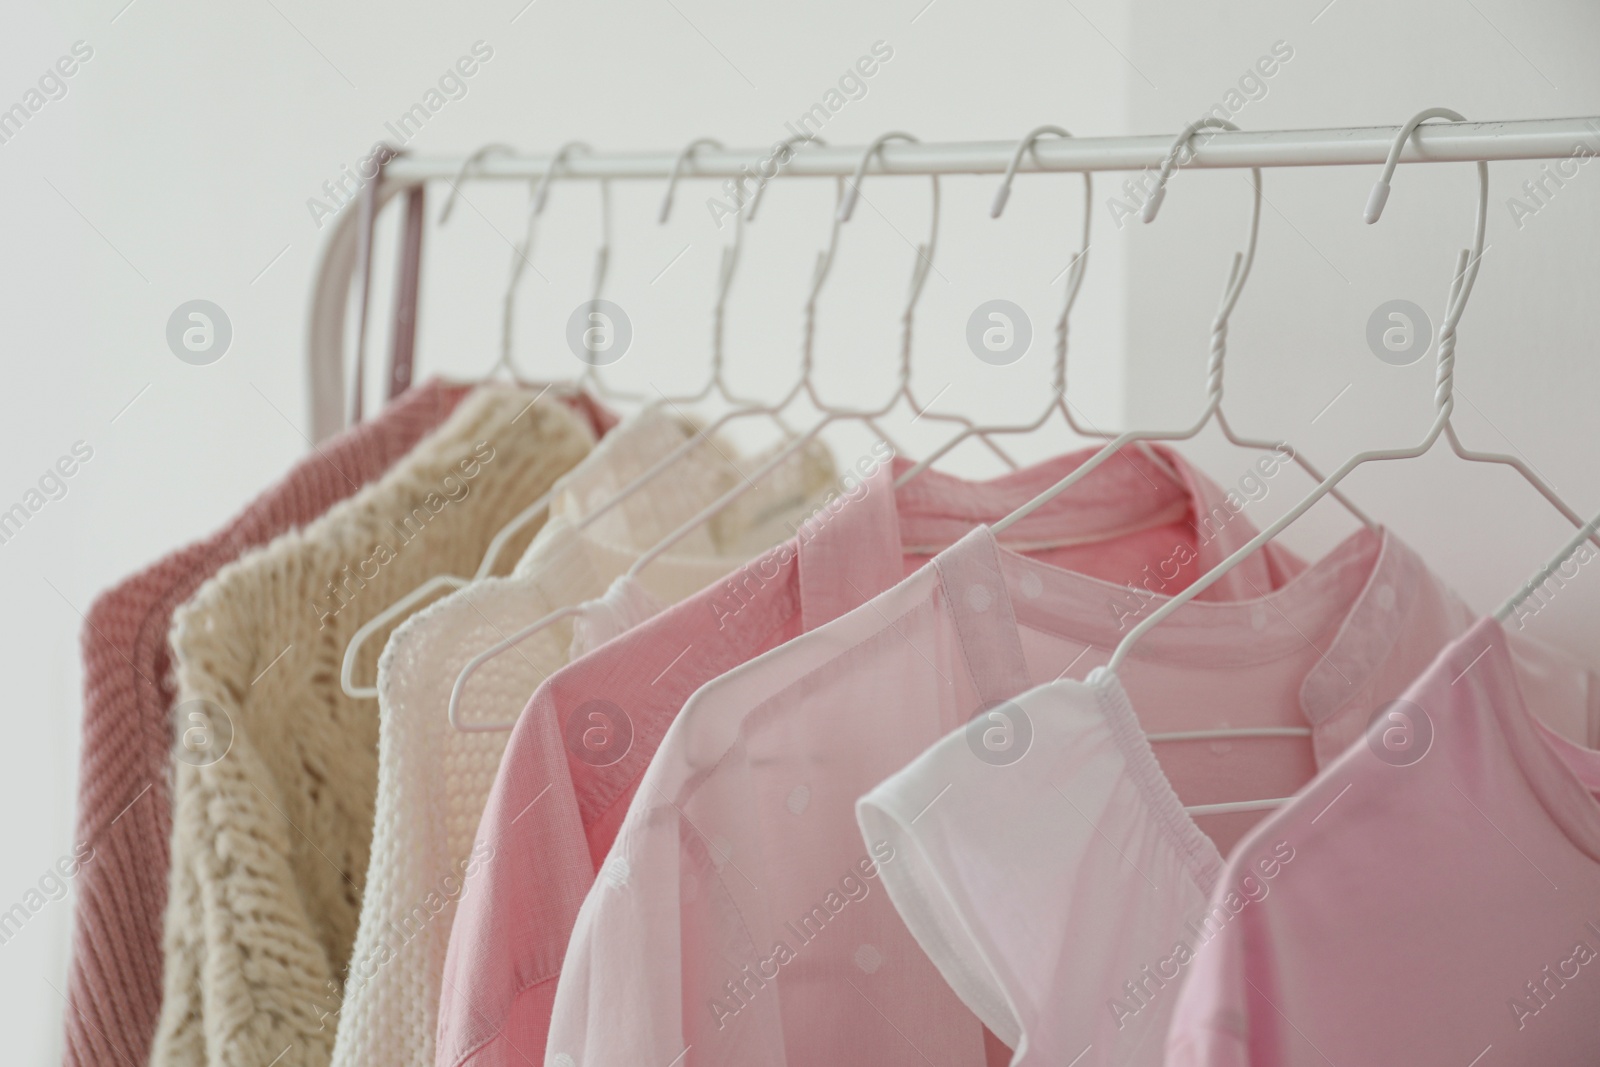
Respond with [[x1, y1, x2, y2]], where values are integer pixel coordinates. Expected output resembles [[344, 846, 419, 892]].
[[835, 143, 1019, 473], [652, 137, 796, 426], [1102, 110, 1600, 792], [431, 135, 838, 729], [895, 124, 1182, 490], [445, 131, 985, 731], [991, 118, 1374, 537], [339, 143, 608, 699], [480, 133, 842, 566]]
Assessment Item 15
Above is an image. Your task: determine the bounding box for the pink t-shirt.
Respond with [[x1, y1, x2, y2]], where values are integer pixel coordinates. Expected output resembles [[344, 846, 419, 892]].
[[1166, 615, 1600, 1066], [436, 445, 1300, 1067]]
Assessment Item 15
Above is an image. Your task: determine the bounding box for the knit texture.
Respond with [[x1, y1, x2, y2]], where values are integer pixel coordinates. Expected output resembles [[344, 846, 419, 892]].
[[148, 386, 596, 1067], [61, 380, 472, 1067], [326, 410, 836, 1067]]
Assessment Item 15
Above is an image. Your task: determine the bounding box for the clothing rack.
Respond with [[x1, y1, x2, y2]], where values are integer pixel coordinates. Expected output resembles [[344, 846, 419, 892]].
[[310, 116, 1600, 440], [383, 117, 1600, 181]]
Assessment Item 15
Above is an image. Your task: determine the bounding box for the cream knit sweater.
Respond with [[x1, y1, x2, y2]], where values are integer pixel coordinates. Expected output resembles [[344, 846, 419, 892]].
[[149, 387, 595, 1067]]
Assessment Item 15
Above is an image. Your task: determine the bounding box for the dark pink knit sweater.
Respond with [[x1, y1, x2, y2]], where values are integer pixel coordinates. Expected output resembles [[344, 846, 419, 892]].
[[61, 381, 473, 1067]]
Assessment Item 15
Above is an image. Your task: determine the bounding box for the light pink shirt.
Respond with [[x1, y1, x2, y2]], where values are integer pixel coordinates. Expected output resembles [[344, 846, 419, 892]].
[[436, 445, 1299, 1067], [1166, 615, 1600, 1066]]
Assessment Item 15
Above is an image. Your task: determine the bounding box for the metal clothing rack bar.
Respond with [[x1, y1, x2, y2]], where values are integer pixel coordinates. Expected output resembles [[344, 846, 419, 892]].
[[312, 114, 1600, 442], [381, 117, 1600, 184]]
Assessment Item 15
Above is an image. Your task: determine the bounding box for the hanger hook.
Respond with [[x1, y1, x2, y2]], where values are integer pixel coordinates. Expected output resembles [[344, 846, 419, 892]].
[[838, 132, 938, 298], [1143, 118, 1262, 405], [812, 132, 937, 390], [439, 142, 517, 225], [659, 137, 724, 224], [657, 136, 748, 390], [748, 133, 824, 222], [1365, 108, 1488, 419], [992, 125, 1094, 398], [530, 141, 592, 218], [498, 142, 598, 378]]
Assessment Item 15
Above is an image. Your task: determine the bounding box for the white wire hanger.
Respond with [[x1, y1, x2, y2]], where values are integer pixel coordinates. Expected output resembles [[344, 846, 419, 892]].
[[990, 118, 1374, 538], [833, 140, 1019, 473], [1099, 108, 1600, 814], [339, 143, 610, 699], [651, 137, 797, 426], [895, 124, 1183, 490], [431, 135, 846, 729], [445, 131, 997, 731]]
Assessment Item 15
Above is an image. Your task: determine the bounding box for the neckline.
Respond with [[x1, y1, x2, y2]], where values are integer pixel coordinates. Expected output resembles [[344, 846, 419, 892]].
[[981, 522, 1421, 724], [1084, 668, 1227, 891]]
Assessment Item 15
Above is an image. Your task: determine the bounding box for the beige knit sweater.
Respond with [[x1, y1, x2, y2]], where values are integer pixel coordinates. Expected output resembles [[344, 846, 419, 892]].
[[149, 387, 596, 1067]]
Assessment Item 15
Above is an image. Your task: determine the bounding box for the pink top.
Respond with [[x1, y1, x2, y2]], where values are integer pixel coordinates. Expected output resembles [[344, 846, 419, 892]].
[[59, 380, 472, 1067], [442, 444, 1303, 1067], [1165, 616, 1600, 1066]]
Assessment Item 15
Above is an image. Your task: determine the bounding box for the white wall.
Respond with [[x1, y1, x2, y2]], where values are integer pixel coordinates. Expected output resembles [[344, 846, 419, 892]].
[[3, 0, 1597, 1058]]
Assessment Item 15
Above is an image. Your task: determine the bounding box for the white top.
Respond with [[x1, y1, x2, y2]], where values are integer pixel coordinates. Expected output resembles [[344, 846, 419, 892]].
[[857, 670, 1227, 1066], [327, 410, 834, 1067]]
